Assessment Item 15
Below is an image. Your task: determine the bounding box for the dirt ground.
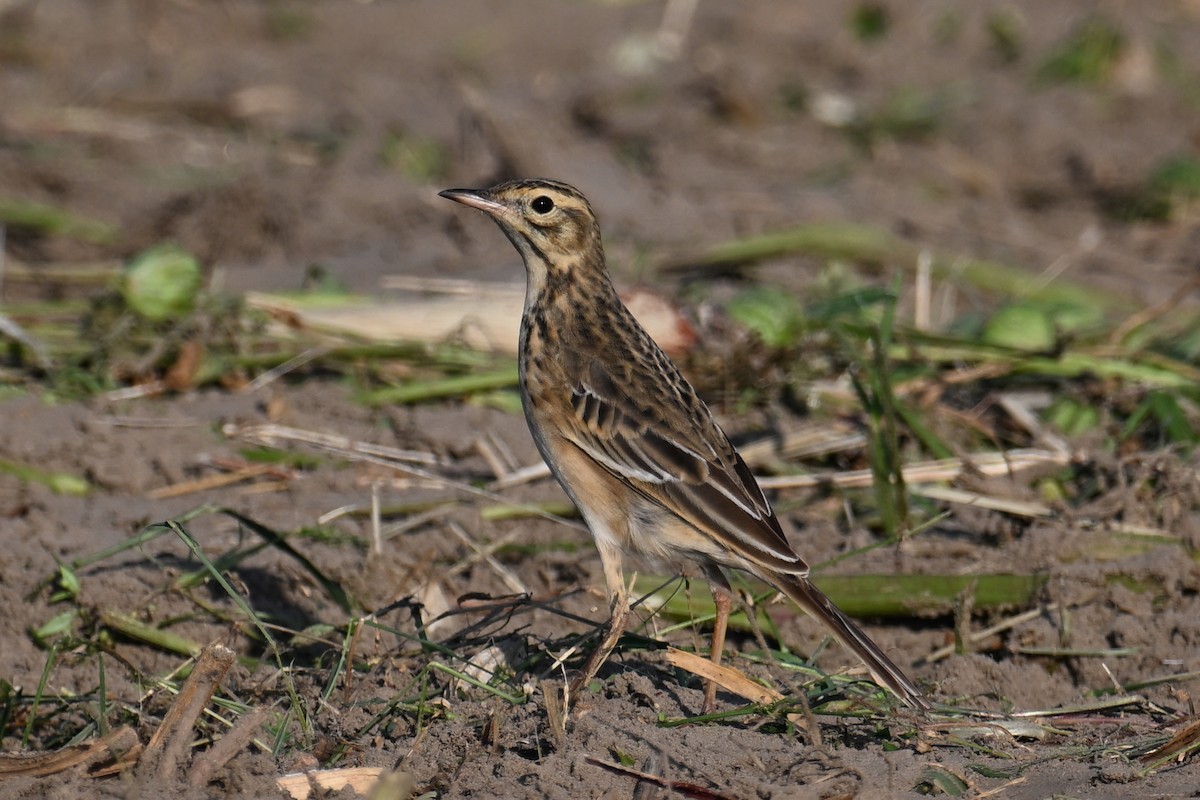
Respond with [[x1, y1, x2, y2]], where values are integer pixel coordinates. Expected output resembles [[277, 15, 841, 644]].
[[2, 1, 1200, 798]]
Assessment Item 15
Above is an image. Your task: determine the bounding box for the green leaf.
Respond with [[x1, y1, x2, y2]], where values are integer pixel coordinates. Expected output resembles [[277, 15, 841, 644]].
[[47, 473, 92, 496], [31, 610, 78, 646], [52, 564, 81, 601], [969, 763, 1020, 779], [914, 766, 969, 796], [0, 198, 119, 243], [1149, 156, 1200, 200], [289, 623, 337, 647], [1045, 397, 1100, 437], [123, 244, 203, 321], [727, 287, 805, 348], [239, 447, 322, 470], [1037, 17, 1124, 85], [0, 458, 91, 496], [986, 10, 1024, 64], [1124, 390, 1200, 446], [381, 130, 450, 183], [805, 286, 895, 323], [981, 304, 1055, 351], [850, 3, 889, 42]]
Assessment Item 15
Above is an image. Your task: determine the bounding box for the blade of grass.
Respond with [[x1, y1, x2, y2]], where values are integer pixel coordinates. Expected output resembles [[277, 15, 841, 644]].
[[216, 509, 353, 614], [427, 662, 525, 705], [0, 680, 17, 742], [480, 500, 578, 521], [1012, 695, 1145, 717], [813, 574, 1047, 618], [359, 366, 519, 405], [68, 504, 213, 571], [322, 619, 358, 704], [895, 340, 1200, 387], [848, 278, 909, 538], [98, 610, 203, 658], [636, 577, 780, 639], [1118, 670, 1200, 694], [172, 541, 273, 591], [0, 457, 90, 496], [1009, 646, 1137, 658], [639, 573, 1045, 621], [1138, 718, 1200, 774], [157, 519, 310, 740], [0, 199, 119, 244], [95, 654, 108, 737], [892, 397, 954, 460], [22, 643, 60, 748], [662, 223, 1127, 311]]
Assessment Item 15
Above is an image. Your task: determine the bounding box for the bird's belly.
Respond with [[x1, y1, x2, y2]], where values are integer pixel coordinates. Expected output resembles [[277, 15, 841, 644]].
[[626, 496, 737, 574]]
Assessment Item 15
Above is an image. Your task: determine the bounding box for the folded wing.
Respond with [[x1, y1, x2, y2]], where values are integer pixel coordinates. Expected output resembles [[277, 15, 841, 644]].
[[564, 358, 806, 574]]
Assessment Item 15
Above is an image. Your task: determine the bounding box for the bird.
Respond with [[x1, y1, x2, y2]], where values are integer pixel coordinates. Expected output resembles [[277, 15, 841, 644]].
[[440, 178, 931, 713]]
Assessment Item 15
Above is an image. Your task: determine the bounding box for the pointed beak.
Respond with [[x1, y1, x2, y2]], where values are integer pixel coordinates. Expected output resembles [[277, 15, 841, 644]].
[[439, 188, 507, 216]]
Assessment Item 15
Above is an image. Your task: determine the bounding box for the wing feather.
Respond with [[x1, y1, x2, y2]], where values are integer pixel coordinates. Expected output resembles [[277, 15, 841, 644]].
[[563, 364, 802, 570]]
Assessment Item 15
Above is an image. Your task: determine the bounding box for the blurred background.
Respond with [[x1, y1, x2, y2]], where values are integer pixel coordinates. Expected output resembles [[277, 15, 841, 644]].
[[2, 0, 1197, 303], [3, 4, 1200, 793]]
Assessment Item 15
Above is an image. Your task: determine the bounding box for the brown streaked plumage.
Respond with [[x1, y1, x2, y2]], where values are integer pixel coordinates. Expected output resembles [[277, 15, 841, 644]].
[[440, 178, 931, 713]]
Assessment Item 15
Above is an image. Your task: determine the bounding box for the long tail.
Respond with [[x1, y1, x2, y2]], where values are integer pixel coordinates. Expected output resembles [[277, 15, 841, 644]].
[[775, 574, 931, 711]]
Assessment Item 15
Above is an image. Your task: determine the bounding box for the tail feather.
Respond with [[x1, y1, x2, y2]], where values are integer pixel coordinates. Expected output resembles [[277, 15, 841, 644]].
[[776, 575, 931, 711]]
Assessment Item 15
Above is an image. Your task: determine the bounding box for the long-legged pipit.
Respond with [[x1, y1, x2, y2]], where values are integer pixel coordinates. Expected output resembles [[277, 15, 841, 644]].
[[440, 179, 930, 713]]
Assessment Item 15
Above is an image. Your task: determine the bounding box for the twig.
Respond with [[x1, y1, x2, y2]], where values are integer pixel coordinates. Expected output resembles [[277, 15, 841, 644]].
[[910, 485, 1051, 518], [1139, 716, 1200, 767], [976, 776, 1029, 798], [371, 481, 383, 555], [275, 767, 390, 800], [0, 313, 55, 370], [226, 423, 586, 533], [241, 345, 331, 393], [489, 461, 552, 490], [1012, 695, 1145, 718], [189, 706, 271, 788], [474, 436, 511, 481], [995, 392, 1070, 455], [382, 506, 452, 541], [1108, 274, 1200, 346], [541, 681, 567, 748], [584, 756, 737, 800], [758, 448, 1071, 491], [920, 605, 1056, 665], [444, 520, 527, 594], [665, 646, 783, 707], [141, 643, 236, 778], [0, 726, 140, 779], [734, 422, 867, 466], [380, 275, 522, 297], [442, 527, 528, 581], [92, 415, 203, 428], [224, 422, 441, 466], [101, 381, 165, 402], [148, 463, 285, 499], [915, 249, 932, 331]]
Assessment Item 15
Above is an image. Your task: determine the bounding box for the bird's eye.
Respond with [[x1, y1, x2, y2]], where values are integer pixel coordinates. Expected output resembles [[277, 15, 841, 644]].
[[530, 195, 554, 214]]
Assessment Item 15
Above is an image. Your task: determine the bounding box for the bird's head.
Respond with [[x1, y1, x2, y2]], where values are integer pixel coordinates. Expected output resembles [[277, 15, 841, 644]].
[[440, 179, 605, 285]]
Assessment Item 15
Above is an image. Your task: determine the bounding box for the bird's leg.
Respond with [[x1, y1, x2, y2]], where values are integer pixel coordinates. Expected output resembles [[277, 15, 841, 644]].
[[568, 541, 629, 703], [569, 594, 629, 701], [702, 583, 733, 715]]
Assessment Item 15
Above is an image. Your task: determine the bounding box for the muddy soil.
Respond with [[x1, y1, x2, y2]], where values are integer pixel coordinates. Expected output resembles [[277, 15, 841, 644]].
[[2, 1, 1199, 798]]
